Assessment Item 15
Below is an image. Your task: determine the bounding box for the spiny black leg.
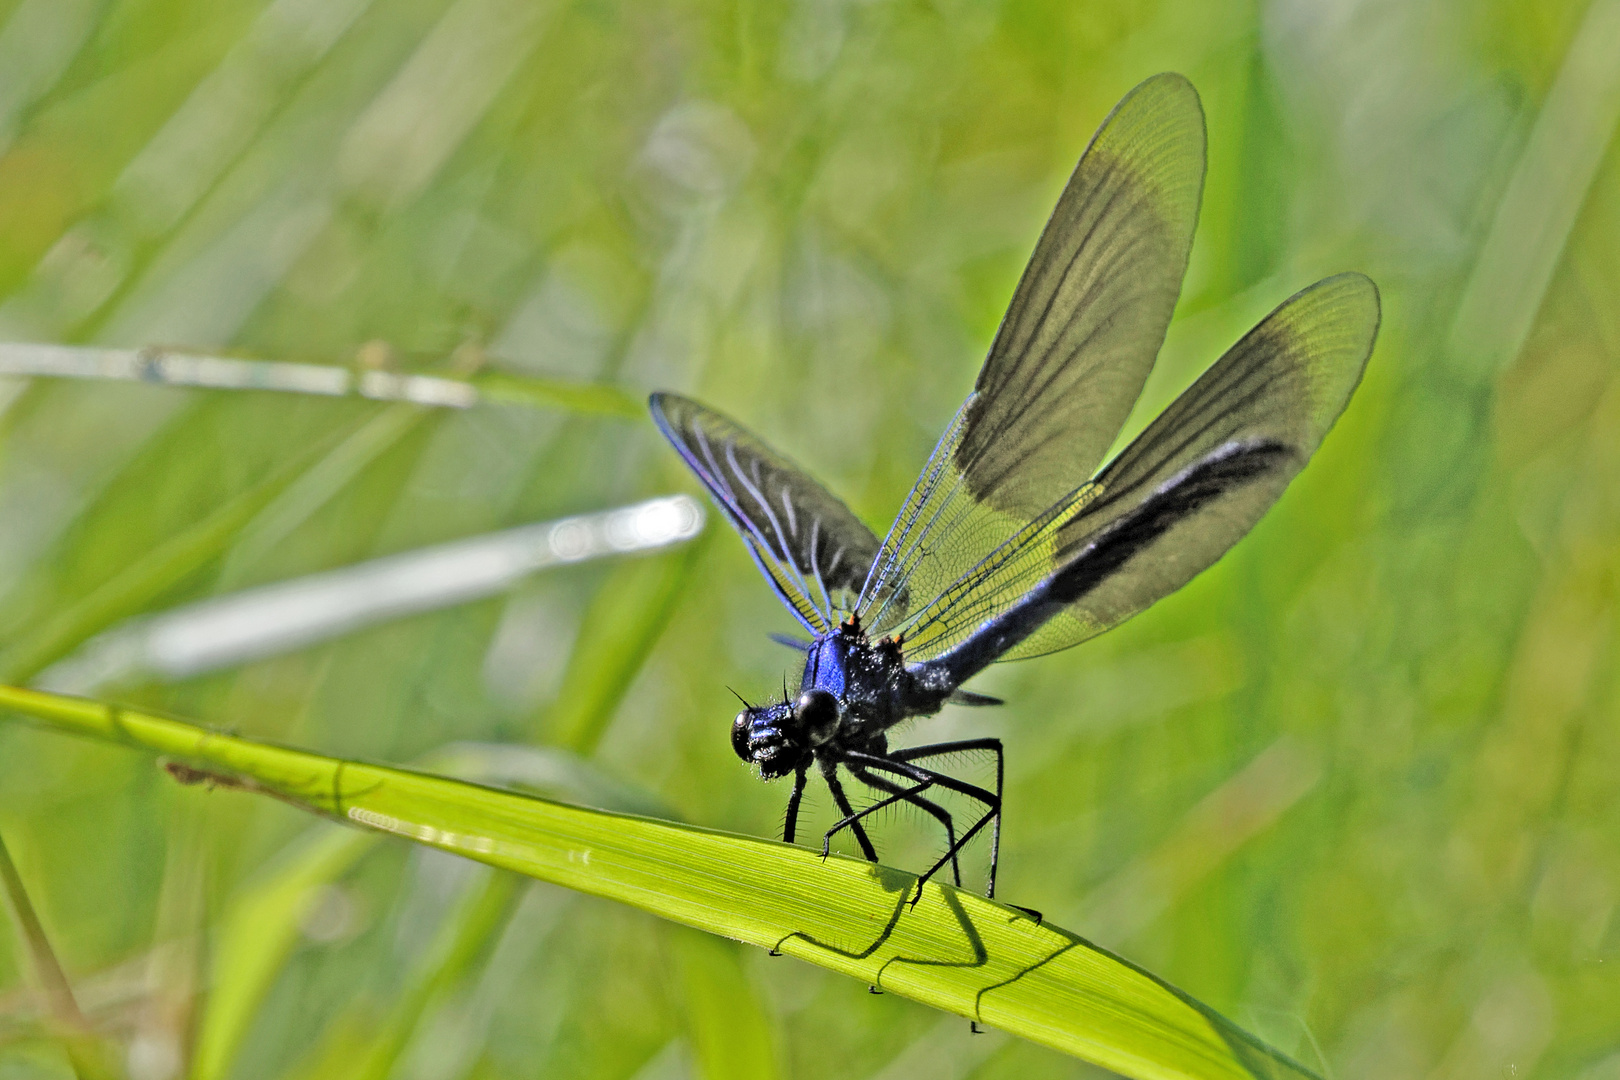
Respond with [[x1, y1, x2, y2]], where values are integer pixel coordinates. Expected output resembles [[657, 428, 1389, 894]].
[[842, 751, 999, 903], [898, 791, 962, 888], [909, 800, 999, 906], [847, 767, 961, 887], [783, 764, 809, 845], [821, 778, 932, 858], [820, 762, 878, 862], [843, 751, 997, 822], [821, 774, 945, 875], [886, 738, 1004, 899]]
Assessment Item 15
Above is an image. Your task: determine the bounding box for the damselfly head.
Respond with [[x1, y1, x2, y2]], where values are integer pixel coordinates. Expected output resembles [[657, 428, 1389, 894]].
[[732, 701, 800, 778]]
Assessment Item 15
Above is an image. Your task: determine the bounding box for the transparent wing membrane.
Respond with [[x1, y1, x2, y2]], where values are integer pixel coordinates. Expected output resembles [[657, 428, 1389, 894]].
[[859, 72, 1206, 648], [856, 403, 1021, 637], [884, 480, 1098, 658], [954, 72, 1206, 517]]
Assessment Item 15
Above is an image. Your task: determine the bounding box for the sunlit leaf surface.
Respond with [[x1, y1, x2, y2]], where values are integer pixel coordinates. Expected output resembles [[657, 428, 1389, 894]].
[[0, 684, 1315, 1080]]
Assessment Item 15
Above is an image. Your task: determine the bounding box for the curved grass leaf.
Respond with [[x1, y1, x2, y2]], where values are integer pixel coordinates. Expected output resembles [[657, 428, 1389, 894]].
[[193, 742, 669, 1080], [0, 685, 1318, 1080], [0, 421, 363, 685]]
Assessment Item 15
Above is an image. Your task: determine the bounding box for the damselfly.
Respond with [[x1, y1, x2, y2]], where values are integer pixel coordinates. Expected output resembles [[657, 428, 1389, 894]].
[[651, 73, 1379, 900]]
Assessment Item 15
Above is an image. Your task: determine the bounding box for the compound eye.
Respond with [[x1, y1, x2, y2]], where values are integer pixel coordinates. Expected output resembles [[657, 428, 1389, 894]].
[[731, 711, 753, 761], [795, 689, 840, 746]]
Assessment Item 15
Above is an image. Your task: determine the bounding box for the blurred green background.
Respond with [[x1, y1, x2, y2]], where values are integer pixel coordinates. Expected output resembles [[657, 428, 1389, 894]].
[[0, 0, 1618, 1077]]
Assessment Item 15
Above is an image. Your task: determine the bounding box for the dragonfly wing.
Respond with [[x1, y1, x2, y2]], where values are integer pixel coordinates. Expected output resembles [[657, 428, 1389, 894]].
[[650, 392, 882, 632], [909, 272, 1380, 682], [859, 73, 1206, 631], [959, 71, 1207, 515]]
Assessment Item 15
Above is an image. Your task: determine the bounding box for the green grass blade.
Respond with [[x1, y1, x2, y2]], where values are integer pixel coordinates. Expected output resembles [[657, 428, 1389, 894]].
[[0, 345, 643, 418], [0, 831, 123, 1080], [217, 403, 432, 589], [192, 825, 374, 1080], [1446, 0, 1620, 374], [469, 369, 642, 418], [0, 685, 1318, 1080], [350, 869, 520, 1080], [540, 538, 708, 752], [669, 927, 781, 1080], [0, 421, 362, 684]]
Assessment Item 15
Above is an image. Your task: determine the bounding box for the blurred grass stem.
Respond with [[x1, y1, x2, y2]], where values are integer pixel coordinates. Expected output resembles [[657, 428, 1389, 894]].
[[1447, 0, 1620, 374], [0, 420, 363, 683], [0, 830, 120, 1079], [0, 342, 644, 415]]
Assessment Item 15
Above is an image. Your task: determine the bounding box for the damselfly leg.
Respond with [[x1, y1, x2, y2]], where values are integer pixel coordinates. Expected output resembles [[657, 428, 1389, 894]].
[[823, 770, 962, 885], [819, 759, 878, 862], [782, 764, 810, 844], [836, 739, 1004, 901]]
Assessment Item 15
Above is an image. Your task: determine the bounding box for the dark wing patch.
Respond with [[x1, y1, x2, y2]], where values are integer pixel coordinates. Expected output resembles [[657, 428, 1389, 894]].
[[1020, 271, 1381, 657], [915, 440, 1293, 688], [906, 272, 1380, 673]]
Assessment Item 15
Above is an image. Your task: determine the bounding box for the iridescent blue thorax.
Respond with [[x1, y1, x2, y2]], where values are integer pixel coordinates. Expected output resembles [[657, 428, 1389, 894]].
[[731, 619, 951, 779], [799, 631, 850, 700]]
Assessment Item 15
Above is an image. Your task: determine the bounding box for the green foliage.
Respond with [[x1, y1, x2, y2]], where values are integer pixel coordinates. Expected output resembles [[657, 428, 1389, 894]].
[[0, 1, 1617, 1078], [0, 685, 1315, 1080]]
